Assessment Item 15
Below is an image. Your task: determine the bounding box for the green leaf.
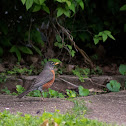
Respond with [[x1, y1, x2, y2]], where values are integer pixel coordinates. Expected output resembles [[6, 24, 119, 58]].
[[66, 44, 72, 50], [69, 3, 75, 13], [119, 64, 126, 75], [56, 35, 62, 42], [106, 80, 121, 92], [93, 36, 99, 45], [104, 30, 115, 40], [102, 33, 108, 42], [63, 9, 70, 17], [0, 47, 3, 56], [49, 58, 62, 63], [39, 0, 45, 5], [66, 0, 71, 7], [32, 45, 42, 56], [26, 0, 33, 10], [10, 45, 21, 61], [79, 0, 84, 10], [16, 85, 25, 94], [120, 4, 126, 11], [21, 0, 26, 5], [32, 5, 41, 12], [57, 7, 64, 17], [42, 4, 50, 14], [71, 50, 75, 57], [34, 0, 39, 4], [18, 46, 33, 54], [79, 86, 89, 96]]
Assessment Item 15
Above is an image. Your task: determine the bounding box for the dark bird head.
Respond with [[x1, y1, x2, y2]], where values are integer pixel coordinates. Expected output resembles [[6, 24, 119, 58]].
[[44, 61, 59, 70]]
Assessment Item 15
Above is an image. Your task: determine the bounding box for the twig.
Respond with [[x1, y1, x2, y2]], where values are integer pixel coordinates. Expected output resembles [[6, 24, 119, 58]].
[[56, 20, 94, 68], [58, 77, 79, 88]]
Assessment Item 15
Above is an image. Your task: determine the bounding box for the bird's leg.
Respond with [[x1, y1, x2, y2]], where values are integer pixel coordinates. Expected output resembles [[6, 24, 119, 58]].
[[40, 91, 44, 101], [38, 87, 44, 102]]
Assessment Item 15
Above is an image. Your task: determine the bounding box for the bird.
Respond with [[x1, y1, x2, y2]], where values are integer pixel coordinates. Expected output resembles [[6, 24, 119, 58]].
[[16, 61, 59, 99]]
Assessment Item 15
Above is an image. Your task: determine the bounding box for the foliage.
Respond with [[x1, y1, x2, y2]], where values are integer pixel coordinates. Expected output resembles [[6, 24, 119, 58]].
[[0, 0, 125, 63], [54, 35, 76, 57], [1, 87, 11, 95], [93, 30, 115, 45], [0, 72, 7, 83], [72, 67, 90, 82], [119, 64, 126, 75], [7, 65, 33, 75], [78, 86, 89, 96], [66, 89, 77, 98], [0, 110, 114, 126], [106, 80, 121, 92], [2, 85, 89, 98]]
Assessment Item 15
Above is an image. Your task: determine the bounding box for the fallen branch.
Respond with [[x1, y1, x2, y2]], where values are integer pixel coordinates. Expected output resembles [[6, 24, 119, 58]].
[[58, 77, 79, 88], [56, 20, 94, 68]]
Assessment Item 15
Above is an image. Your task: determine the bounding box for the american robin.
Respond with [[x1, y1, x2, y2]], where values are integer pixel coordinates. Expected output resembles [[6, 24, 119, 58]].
[[17, 61, 59, 99]]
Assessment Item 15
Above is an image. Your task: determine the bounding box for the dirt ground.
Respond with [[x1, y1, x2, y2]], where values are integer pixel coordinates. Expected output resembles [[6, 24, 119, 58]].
[[0, 90, 126, 125]]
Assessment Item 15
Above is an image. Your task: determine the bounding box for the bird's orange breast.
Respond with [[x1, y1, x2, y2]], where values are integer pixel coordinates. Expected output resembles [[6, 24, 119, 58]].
[[42, 70, 55, 90]]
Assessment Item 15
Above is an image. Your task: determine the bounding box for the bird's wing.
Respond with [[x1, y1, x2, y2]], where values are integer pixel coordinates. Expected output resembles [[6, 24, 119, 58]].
[[31, 69, 54, 89]]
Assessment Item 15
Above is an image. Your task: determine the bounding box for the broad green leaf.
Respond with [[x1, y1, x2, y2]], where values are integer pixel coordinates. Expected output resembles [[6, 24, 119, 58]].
[[49, 58, 62, 63], [0, 47, 3, 56], [18, 46, 33, 54], [42, 5, 50, 14], [69, 3, 75, 13], [39, 0, 45, 5], [57, 7, 64, 17], [63, 9, 70, 17], [66, 44, 72, 50], [10, 45, 21, 61], [104, 30, 111, 35], [34, 0, 39, 4], [71, 50, 75, 57], [104, 30, 115, 40], [26, 0, 33, 10], [32, 5, 41, 12], [119, 64, 126, 75], [79, 86, 89, 96], [106, 80, 120, 92], [107, 34, 115, 40], [56, 0, 66, 3], [102, 33, 108, 42], [120, 4, 126, 11], [79, 0, 84, 10], [21, 0, 26, 5], [66, 0, 71, 7], [93, 36, 99, 45]]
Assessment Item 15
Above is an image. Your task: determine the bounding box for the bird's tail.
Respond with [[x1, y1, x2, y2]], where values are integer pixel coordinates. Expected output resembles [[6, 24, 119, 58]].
[[16, 90, 31, 99]]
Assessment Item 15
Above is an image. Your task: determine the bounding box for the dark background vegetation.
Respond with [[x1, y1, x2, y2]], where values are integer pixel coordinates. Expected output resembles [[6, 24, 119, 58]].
[[0, 0, 126, 73]]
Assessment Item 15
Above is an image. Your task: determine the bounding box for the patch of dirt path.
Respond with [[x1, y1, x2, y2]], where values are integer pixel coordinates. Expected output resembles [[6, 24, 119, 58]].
[[81, 90, 126, 125], [0, 95, 74, 115]]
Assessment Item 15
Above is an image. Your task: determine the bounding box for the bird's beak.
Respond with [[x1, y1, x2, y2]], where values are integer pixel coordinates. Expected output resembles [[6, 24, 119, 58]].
[[55, 62, 59, 65]]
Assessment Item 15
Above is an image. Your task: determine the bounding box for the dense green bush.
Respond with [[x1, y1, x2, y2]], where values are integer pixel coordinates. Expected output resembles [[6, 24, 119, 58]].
[[0, 0, 126, 62]]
